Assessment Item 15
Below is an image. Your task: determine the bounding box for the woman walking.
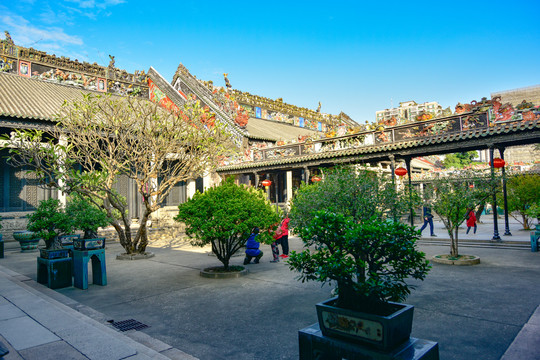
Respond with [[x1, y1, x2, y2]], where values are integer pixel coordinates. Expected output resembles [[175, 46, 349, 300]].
[[466, 209, 477, 234]]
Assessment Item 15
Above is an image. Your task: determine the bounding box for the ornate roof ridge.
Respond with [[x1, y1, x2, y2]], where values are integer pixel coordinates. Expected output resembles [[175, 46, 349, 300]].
[[171, 63, 358, 128], [1, 30, 148, 97]]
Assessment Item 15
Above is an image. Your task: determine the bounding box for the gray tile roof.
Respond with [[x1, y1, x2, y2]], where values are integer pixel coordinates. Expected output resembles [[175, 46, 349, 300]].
[[0, 72, 96, 121]]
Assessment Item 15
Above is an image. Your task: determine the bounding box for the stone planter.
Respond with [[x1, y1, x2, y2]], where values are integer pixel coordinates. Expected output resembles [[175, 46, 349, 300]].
[[315, 296, 414, 351], [431, 254, 480, 265], [73, 237, 105, 251], [13, 231, 40, 252], [59, 234, 81, 247], [39, 248, 70, 259]]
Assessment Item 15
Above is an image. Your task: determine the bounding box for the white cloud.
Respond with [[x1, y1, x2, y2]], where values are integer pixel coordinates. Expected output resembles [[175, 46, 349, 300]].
[[65, 0, 126, 10], [0, 13, 83, 47], [60, 0, 125, 20]]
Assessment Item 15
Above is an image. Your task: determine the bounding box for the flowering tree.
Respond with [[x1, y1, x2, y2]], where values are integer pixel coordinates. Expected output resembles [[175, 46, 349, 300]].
[[2, 94, 234, 255]]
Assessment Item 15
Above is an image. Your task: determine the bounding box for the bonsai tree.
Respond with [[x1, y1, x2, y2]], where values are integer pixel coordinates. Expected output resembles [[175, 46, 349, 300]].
[[66, 194, 110, 239], [27, 199, 73, 249], [175, 177, 280, 271], [288, 166, 429, 315], [427, 170, 499, 258]]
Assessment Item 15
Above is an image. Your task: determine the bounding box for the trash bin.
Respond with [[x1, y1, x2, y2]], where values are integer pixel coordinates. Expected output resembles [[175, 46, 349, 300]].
[[531, 232, 539, 252]]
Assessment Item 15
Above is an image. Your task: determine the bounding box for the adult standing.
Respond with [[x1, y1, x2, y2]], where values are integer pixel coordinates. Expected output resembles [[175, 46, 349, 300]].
[[278, 214, 290, 259]]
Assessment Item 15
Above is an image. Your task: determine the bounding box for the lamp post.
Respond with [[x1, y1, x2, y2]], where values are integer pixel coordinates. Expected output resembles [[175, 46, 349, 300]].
[[396, 162, 414, 226], [498, 148, 512, 236], [489, 147, 501, 241]]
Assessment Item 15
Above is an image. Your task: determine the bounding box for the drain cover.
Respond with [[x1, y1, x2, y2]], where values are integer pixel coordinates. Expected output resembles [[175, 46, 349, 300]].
[[107, 319, 149, 332]]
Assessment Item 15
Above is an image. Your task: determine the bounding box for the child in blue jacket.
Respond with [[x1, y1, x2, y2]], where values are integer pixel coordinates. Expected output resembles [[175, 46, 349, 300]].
[[243, 227, 263, 265]]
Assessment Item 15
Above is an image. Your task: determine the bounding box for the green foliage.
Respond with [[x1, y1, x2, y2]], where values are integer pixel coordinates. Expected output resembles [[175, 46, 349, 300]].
[[506, 174, 540, 229], [175, 177, 280, 270], [27, 199, 73, 249], [443, 151, 477, 169], [428, 169, 499, 257], [525, 203, 540, 222], [290, 166, 418, 230], [66, 194, 110, 238], [288, 166, 429, 312], [289, 211, 429, 312]]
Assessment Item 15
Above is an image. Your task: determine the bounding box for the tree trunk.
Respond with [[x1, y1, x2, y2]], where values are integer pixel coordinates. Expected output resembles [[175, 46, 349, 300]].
[[475, 204, 484, 223], [450, 227, 459, 258], [522, 213, 531, 230]]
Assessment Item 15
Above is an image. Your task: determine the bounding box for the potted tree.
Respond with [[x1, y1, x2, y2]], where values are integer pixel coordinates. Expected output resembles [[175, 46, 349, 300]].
[[289, 167, 430, 351], [175, 177, 280, 276], [27, 199, 73, 259], [65, 195, 110, 250]]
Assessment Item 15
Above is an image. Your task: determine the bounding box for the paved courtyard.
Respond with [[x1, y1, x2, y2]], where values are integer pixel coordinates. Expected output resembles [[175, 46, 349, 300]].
[[0, 219, 539, 359]]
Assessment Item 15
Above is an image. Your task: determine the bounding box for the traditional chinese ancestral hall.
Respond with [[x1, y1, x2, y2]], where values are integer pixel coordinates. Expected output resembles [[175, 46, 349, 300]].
[[1, 31, 539, 240]]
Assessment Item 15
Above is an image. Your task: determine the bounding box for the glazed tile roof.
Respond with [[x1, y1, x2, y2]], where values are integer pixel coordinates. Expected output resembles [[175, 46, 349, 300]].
[[218, 120, 540, 172]]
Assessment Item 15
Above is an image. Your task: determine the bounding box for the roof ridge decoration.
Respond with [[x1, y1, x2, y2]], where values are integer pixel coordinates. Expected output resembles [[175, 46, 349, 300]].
[[201, 82, 359, 132], [171, 63, 247, 147], [173, 65, 359, 131], [0, 30, 148, 98]]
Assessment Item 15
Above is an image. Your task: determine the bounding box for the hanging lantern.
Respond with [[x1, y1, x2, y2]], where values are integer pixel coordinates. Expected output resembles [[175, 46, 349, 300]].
[[469, 184, 475, 188], [395, 167, 407, 177], [261, 179, 272, 187], [311, 176, 322, 182], [492, 158, 505, 168]]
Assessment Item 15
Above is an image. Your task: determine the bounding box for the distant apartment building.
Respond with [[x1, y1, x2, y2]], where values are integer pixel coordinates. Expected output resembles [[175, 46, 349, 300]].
[[375, 100, 443, 125]]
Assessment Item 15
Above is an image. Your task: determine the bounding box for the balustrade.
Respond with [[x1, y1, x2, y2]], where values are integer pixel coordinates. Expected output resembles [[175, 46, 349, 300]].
[[220, 110, 539, 167]]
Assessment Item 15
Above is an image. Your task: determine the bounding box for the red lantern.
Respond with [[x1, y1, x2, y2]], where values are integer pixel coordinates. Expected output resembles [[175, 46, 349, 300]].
[[395, 167, 407, 177], [469, 184, 474, 188], [261, 179, 272, 187], [311, 176, 322, 182], [492, 158, 505, 168]]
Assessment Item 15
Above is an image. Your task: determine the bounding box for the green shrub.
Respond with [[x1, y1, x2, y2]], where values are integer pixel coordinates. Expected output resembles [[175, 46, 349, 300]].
[[175, 177, 280, 270]]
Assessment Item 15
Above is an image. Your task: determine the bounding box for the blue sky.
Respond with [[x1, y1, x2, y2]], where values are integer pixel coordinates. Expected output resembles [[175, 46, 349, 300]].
[[1, 0, 539, 123]]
